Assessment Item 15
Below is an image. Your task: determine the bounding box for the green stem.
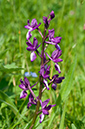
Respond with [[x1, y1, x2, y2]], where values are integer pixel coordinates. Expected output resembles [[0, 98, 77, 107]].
[[29, 28, 46, 129]]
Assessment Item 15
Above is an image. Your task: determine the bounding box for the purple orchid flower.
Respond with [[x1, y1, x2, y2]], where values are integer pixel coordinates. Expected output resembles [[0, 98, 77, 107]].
[[27, 93, 37, 109], [46, 49, 63, 73], [26, 37, 41, 61], [51, 74, 65, 90], [39, 65, 50, 90], [45, 29, 62, 50], [43, 11, 55, 29], [39, 99, 56, 123], [46, 49, 63, 63], [25, 19, 41, 40], [39, 65, 50, 79], [19, 77, 30, 99], [19, 77, 37, 99]]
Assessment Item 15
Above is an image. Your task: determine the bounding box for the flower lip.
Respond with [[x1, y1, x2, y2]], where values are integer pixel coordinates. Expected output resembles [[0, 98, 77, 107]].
[[20, 90, 27, 99], [39, 99, 56, 122]]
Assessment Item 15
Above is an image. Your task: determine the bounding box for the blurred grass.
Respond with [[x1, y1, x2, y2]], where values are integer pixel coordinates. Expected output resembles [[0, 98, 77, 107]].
[[0, 0, 85, 128]]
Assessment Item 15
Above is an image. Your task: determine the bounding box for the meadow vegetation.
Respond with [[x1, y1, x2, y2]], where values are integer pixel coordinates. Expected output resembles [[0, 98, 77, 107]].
[[0, 0, 85, 128]]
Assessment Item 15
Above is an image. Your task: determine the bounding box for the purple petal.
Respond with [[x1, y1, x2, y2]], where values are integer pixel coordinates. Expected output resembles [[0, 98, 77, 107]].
[[30, 51, 36, 62], [43, 16, 48, 24], [29, 93, 34, 102], [50, 11, 55, 19], [55, 44, 61, 50], [42, 109, 49, 115], [26, 31, 32, 40], [53, 58, 63, 63], [52, 83, 57, 90], [57, 50, 62, 57], [40, 99, 50, 109], [52, 74, 59, 79], [24, 25, 32, 30], [46, 53, 52, 61], [20, 90, 27, 99], [31, 82, 37, 88], [43, 79, 49, 90], [26, 40, 33, 47], [44, 66, 50, 78], [26, 41, 34, 51], [55, 63, 61, 73], [51, 37, 62, 43], [31, 19, 38, 28], [39, 113, 45, 123], [27, 102, 32, 109], [33, 37, 38, 48], [48, 29, 54, 40], [20, 78, 23, 83], [31, 23, 41, 31], [45, 41, 56, 45], [27, 19, 30, 26], [51, 49, 59, 59], [19, 83, 26, 90], [36, 43, 41, 50], [45, 104, 56, 110], [55, 77, 65, 83], [39, 65, 44, 77], [24, 77, 30, 87]]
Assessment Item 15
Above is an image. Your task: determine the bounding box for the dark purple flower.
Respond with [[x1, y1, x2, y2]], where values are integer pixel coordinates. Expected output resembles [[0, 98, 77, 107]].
[[19, 77, 37, 99], [43, 16, 49, 29], [19, 77, 30, 90], [27, 93, 37, 109], [25, 19, 41, 40], [26, 37, 41, 61], [19, 77, 30, 99], [45, 29, 62, 48], [46, 49, 63, 63], [43, 11, 55, 29], [51, 74, 65, 90], [39, 99, 56, 123], [39, 65, 50, 90], [50, 11, 55, 19], [39, 65, 50, 79]]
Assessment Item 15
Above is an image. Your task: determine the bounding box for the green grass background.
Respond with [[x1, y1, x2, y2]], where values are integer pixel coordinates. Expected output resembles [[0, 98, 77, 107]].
[[0, 0, 85, 129]]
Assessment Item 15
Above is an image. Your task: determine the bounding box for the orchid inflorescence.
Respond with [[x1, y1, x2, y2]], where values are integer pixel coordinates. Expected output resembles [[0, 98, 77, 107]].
[[19, 11, 64, 127]]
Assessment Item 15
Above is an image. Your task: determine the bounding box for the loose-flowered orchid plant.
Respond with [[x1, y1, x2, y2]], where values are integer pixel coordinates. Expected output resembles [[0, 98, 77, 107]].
[[19, 11, 65, 128]]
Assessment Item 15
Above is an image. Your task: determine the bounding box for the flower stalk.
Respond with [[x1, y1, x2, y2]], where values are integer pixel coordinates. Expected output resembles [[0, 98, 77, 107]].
[[19, 11, 65, 128]]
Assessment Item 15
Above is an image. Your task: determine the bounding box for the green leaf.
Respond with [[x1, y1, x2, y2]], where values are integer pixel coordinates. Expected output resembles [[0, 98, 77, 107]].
[[59, 100, 67, 129], [71, 123, 77, 129], [0, 62, 23, 72], [0, 90, 20, 118], [56, 55, 77, 105], [0, 49, 8, 58], [0, 35, 4, 47]]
